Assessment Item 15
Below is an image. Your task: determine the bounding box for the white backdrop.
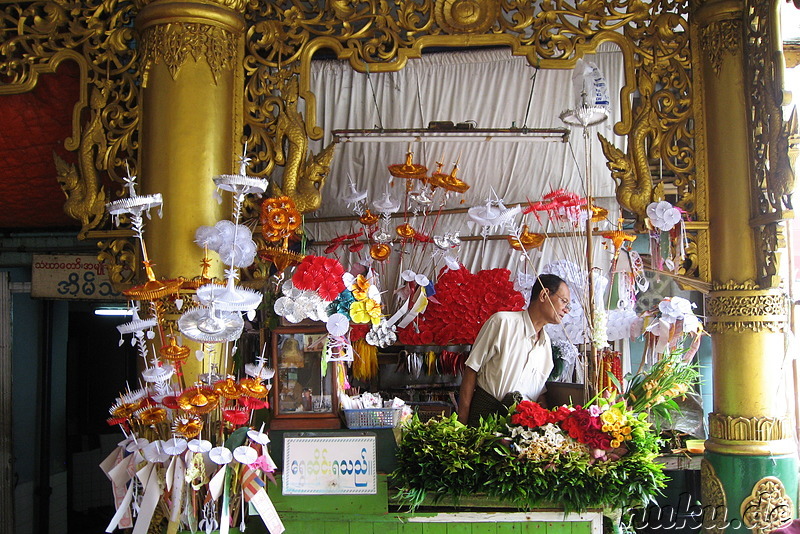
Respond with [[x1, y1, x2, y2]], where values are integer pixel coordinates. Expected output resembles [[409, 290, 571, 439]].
[[284, 43, 628, 314]]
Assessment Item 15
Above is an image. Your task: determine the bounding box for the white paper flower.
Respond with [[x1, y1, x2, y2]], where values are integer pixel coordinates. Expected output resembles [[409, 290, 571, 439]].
[[218, 236, 257, 268], [646, 201, 682, 232], [606, 308, 638, 341], [365, 320, 397, 348], [326, 313, 350, 337], [194, 225, 222, 250]]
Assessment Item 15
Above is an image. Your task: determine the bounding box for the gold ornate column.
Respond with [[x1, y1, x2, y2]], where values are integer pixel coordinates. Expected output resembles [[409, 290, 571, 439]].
[[135, 0, 246, 381], [695, 0, 796, 531], [135, 0, 245, 279]]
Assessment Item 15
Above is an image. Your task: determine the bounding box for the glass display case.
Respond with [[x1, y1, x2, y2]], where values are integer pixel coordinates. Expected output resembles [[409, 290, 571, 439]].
[[270, 326, 341, 429]]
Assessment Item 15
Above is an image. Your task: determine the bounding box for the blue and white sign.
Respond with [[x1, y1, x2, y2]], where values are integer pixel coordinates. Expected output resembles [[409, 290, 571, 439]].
[[282, 433, 377, 495]]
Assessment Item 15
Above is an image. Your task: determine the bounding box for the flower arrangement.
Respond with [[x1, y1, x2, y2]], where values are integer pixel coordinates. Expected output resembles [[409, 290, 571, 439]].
[[392, 400, 666, 513], [623, 349, 701, 425]]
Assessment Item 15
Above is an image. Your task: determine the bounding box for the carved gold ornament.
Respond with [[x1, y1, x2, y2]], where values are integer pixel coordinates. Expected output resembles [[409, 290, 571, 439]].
[[3, 0, 708, 283], [704, 280, 789, 334], [698, 19, 742, 77], [241, 0, 702, 278], [708, 413, 789, 442], [434, 0, 500, 34], [744, 0, 795, 288], [740, 477, 793, 534], [700, 459, 728, 534], [138, 23, 240, 86]]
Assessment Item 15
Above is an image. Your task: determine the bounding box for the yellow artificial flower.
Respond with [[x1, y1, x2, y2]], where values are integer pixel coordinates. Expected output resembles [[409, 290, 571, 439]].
[[364, 298, 382, 325], [349, 301, 370, 324], [611, 439, 621, 448]]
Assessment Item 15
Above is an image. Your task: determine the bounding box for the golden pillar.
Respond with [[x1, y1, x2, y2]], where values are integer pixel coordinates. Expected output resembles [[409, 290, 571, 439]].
[[135, 0, 246, 379], [135, 0, 245, 279], [695, 0, 796, 530]]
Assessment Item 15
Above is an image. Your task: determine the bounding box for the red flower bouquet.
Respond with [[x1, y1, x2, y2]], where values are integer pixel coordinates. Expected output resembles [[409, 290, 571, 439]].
[[292, 255, 345, 300], [397, 267, 525, 345]]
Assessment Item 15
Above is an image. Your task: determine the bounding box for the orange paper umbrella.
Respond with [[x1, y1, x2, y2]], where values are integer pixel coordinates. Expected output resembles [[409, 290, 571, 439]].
[[173, 414, 204, 439], [395, 222, 416, 239], [370, 243, 391, 261], [259, 245, 305, 273], [239, 377, 270, 399], [429, 163, 469, 193], [588, 205, 609, 222], [601, 219, 637, 271], [136, 405, 167, 425], [178, 386, 219, 415], [359, 209, 379, 226], [160, 336, 190, 362], [600, 226, 637, 252], [109, 400, 141, 419], [124, 276, 183, 301], [507, 225, 546, 251], [214, 377, 244, 400], [388, 151, 427, 179]]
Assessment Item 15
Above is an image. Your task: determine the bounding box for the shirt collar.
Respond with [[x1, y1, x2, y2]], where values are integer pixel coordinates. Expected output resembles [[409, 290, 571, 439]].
[[521, 310, 548, 347]]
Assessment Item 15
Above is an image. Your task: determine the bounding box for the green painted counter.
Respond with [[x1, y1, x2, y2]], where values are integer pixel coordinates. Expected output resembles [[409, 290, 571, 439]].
[[243, 475, 605, 534]]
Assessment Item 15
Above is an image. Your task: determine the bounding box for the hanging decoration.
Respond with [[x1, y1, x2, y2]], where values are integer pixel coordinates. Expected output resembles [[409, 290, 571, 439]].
[[101, 153, 283, 534], [646, 200, 686, 272]]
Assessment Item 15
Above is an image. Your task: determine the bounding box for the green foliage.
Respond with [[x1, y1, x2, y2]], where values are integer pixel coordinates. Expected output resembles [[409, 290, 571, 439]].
[[390, 413, 500, 509], [391, 411, 667, 513], [623, 350, 700, 428]]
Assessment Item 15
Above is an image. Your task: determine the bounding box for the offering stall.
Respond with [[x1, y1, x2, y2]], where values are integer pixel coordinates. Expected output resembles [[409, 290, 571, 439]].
[[96, 48, 708, 534]]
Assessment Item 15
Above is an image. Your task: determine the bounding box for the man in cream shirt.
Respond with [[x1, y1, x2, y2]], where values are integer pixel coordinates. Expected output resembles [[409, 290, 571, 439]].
[[457, 274, 570, 426]]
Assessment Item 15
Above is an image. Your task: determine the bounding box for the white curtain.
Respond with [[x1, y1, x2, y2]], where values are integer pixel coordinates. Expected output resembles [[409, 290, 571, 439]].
[[296, 44, 627, 308]]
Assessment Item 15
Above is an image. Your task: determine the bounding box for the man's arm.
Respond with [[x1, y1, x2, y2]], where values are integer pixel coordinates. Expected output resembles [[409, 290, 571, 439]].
[[457, 366, 478, 424]]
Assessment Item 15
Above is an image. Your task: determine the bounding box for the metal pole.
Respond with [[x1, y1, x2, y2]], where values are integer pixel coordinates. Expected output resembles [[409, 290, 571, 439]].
[[583, 126, 598, 400]]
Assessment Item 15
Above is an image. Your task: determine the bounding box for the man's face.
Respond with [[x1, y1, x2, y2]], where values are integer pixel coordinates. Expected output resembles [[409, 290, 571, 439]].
[[545, 283, 571, 324]]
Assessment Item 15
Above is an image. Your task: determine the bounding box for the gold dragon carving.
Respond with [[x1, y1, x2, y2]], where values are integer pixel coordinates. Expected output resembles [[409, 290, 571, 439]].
[[54, 82, 110, 239], [270, 77, 336, 214], [598, 88, 664, 231], [0, 0, 140, 282]]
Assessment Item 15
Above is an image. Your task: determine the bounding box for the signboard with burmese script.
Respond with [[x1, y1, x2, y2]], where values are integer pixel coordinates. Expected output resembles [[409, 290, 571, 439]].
[[31, 254, 122, 300], [282, 433, 377, 494]]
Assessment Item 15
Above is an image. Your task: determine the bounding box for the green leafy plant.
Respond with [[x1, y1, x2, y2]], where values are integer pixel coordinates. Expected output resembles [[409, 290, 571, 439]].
[[623, 350, 700, 426], [391, 403, 667, 513]]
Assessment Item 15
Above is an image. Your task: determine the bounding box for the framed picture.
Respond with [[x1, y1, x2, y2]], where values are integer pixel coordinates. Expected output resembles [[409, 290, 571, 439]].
[[270, 326, 341, 430]]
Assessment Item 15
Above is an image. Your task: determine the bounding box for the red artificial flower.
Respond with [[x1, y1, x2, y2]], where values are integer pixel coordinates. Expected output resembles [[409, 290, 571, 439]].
[[239, 396, 268, 410], [548, 405, 573, 424], [511, 400, 551, 428], [560, 408, 612, 450], [350, 324, 370, 341], [223, 408, 251, 426], [318, 279, 343, 301], [293, 255, 346, 296]]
